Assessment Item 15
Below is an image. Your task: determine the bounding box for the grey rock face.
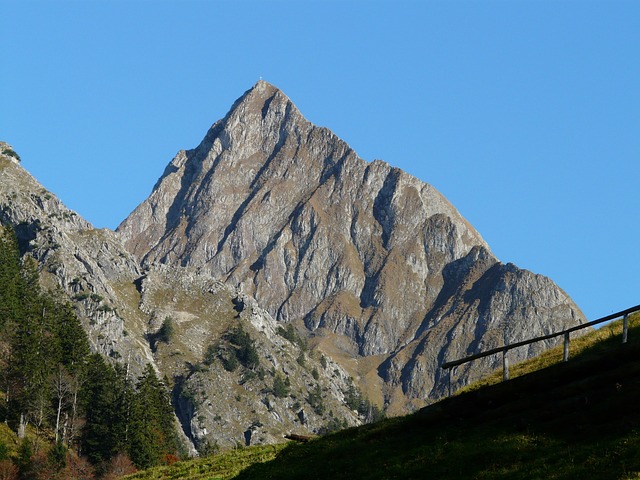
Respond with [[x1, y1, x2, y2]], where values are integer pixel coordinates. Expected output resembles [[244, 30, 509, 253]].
[[0, 153, 150, 369], [135, 264, 361, 450], [118, 81, 586, 413]]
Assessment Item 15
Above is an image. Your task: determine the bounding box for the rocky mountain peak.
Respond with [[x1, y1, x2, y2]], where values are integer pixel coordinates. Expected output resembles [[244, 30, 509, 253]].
[[117, 81, 360, 266], [118, 82, 586, 413], [232, 79, 289, 115], [194, 79, 312, 164]]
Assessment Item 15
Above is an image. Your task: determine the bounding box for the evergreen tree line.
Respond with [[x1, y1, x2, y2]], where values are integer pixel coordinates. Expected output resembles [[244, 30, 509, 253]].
[[344, 382, 385, 424], [0, 225, 180, 478]]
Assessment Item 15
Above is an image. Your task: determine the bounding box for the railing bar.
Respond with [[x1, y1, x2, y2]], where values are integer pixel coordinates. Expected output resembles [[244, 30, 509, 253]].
[[442, 304, 640, 370], [565, 304, 640, 333], [442, 330, 562, 369]]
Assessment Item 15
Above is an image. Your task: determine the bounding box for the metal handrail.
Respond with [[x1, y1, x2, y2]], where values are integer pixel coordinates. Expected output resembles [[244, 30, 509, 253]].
[[441, 304, 640, 394]]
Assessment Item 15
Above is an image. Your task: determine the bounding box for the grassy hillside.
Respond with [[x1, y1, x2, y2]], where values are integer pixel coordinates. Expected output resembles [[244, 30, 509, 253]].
[[128, 313, 640, 480], [123, 444, 287, 480]]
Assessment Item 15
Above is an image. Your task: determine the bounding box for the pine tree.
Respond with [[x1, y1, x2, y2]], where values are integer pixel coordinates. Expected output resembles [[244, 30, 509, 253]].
[[127, 365, 178, 469], [0, 224, 182, 471], [80, 355, 131, 467], [272, 373, 289, 398], [0, 226, 94, 443], [0, 226, 22, 425], [0, 254, 132, 468], [52, 303, 90, 447], [14, 437, 33, 479], [226, 325, 260, 370], [0, 225, 22, 333], [55, 302, 90, 373], [11, 294, 62, 442]]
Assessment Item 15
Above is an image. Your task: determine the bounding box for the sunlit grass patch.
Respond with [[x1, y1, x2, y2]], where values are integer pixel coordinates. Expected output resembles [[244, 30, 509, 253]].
[[123, 443, 287, 480]]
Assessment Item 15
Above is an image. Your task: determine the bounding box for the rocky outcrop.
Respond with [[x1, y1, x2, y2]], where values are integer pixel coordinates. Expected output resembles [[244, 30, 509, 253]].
[[118, 81, 586, 413], [137, 264, 360, 450], [0, 150, 149, 369]]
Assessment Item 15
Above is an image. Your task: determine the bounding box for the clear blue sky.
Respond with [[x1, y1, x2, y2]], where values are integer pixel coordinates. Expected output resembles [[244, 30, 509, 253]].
[[2, 1, 638, 323]]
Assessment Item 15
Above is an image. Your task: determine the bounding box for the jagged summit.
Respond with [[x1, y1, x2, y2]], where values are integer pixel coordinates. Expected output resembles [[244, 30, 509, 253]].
[[117, 81, 362, 262], [221, 79, 292, 125], [210, 79, 305, 136], [236, 78, 283, 105], [117, 82, 585, 413]]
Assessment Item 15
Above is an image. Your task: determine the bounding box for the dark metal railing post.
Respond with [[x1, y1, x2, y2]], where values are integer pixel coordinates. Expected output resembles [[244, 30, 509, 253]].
[[563, 331, 570, 362], [623, 314, 629, 344], [502, 348, 509, 381]]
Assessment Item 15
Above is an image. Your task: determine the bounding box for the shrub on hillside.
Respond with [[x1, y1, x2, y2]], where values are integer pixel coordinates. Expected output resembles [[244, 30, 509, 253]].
[[157, 317, 174, 344], [272, 373, 289, 398], [226, 325, 259, 370]]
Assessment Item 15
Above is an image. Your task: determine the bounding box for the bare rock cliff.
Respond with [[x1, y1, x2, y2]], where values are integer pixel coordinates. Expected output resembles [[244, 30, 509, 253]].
[[118, 81, 586, 413], [0, 150, 150, 368]]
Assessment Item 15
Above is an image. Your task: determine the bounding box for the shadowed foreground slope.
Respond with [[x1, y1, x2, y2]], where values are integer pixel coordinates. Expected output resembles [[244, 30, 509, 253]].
[[233, 313, 640, 480]]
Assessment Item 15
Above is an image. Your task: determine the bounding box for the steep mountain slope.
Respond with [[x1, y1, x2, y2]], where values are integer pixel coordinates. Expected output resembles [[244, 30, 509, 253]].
[[0, 145, 361, 452], [117, 81, 586, 413]]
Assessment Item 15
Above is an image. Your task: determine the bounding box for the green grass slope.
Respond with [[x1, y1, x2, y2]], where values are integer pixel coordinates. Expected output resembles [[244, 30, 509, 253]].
[[123, 444, 287, 480], [128, 313, 640, 480]]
